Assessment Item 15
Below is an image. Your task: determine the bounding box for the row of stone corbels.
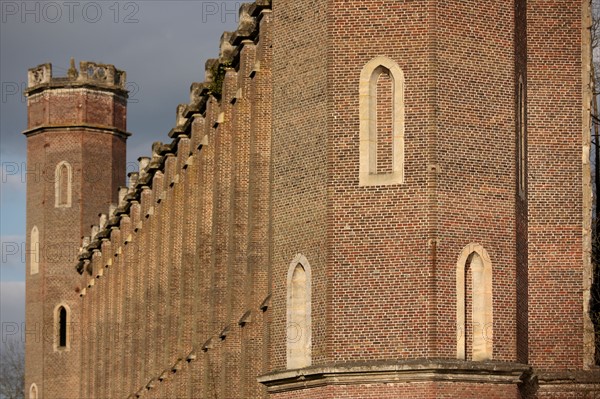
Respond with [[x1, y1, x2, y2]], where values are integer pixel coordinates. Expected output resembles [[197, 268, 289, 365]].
[[74, 0, 271, 279], [180, 1, 270, 122], [75, 72, 221, 286], [126, 306, 269, 397], [75, 137, 173, 275], [130, 10, 272, 396]]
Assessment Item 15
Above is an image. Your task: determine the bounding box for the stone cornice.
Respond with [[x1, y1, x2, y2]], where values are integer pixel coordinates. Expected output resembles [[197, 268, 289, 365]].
[[257, 360, 530, 393], [22, 124, 131, 138], [25, 82, 128, 97]]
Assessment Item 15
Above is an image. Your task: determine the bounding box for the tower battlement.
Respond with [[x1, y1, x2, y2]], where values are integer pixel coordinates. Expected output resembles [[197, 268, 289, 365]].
[[23, 58, 129, 137], [25, 59, 127, 95]]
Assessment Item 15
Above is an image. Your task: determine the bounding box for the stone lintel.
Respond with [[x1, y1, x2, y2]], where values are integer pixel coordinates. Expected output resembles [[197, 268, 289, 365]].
[[86, 236, 102, 253], [219, 325, 231, 340], [202, 337, 215, 352], [153, 141, 175, 156], [106, 215, 121, 229], [136, 171, 153, 187], [124, 190, 140, 203], [172, 359, 183, 372], [257, 360, 530, 393], [186, 350, 197, 363], [187, 83, 209, 117], [219, 32, 235, 63], [78, 249, 91, 263], [147, 157, 164, 173], [95, 228, 110, 241], [158, 370, 170, 382], [229, 3, 256, 45]]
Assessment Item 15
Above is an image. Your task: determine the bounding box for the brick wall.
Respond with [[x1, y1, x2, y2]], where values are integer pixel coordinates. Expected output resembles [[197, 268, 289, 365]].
[[327, 0, 435, 362], [271, 0, 330, 371], [527, 0, 588, 372], [25, 1, 599, 398]]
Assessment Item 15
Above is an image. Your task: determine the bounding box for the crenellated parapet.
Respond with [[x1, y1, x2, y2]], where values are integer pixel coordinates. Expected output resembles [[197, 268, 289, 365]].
[[25, 58, 127, 96], [23, 57, 130, 139]]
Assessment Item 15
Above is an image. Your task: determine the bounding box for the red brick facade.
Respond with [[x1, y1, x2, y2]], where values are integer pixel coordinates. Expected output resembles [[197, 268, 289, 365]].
[[25, 1, 599, 398]]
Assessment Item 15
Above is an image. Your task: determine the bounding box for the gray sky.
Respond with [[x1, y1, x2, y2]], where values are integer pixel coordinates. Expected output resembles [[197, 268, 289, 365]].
[[0, 0, 242, 331]]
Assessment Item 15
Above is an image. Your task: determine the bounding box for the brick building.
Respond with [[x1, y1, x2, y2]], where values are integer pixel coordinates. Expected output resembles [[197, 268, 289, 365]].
[[24, 1, 600, 398]]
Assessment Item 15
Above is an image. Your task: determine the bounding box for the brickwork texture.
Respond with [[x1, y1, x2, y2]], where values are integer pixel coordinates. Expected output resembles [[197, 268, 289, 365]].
[[25, 1, 600, 398]]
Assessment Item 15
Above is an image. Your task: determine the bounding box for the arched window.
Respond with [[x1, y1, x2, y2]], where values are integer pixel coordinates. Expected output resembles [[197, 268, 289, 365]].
[[55, 161, 72, 208], [30, 226, 39, 275], [286, 254, 312, 369], [54, 304, 70, 350], [456, 244, 493, 361], [29, 383, 38, 399], [359, 56, 405, 186]]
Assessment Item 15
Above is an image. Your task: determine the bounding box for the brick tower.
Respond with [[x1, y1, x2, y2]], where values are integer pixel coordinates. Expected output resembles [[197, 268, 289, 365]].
[[24, 60, 128, 399], [261, 0, 598, 397]]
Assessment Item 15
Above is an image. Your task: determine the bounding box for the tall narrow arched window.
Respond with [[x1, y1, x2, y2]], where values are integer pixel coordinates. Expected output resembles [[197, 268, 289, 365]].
[[286, 254, 312, 369], [359, 56, 405, 186], [29, 383, 38, 399], [456, 244, 493, 361], [54, 304, 70, 351], [376, 71, 394, 174], [55, 161, 72, 208], [517, 75, 526, 197], [30, 226, 39, 275]]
